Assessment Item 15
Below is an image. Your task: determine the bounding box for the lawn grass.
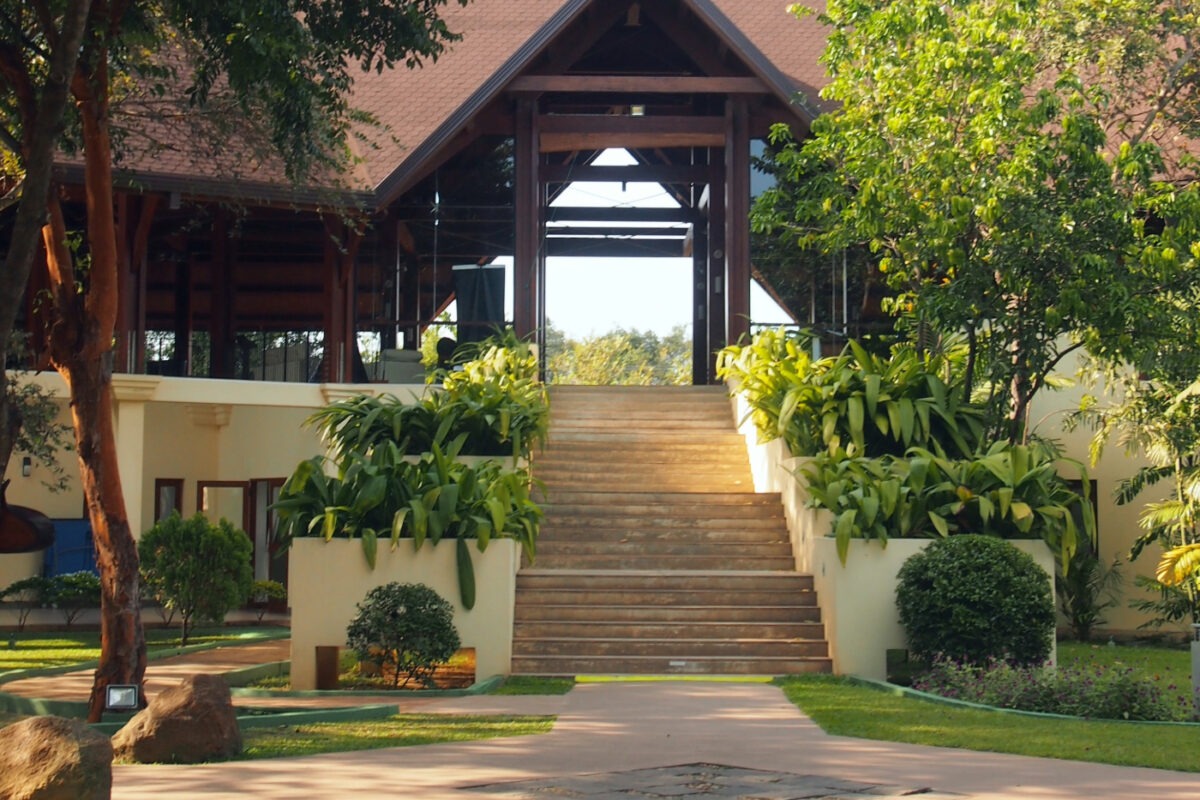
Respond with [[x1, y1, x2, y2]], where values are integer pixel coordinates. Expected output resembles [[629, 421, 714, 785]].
[[239, 714, 554, 760], [776, 674, 1200, 772], [0, 628, 273, 673], [1058, 640, 1190, 687], [490, 676, 574, 695]]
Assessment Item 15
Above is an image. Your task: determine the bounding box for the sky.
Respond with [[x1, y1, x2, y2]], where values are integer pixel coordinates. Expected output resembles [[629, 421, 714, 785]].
[[455, 149, 793, 341]]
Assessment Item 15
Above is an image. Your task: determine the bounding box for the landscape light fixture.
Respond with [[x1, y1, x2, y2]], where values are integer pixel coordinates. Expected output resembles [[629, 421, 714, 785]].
[[105, 684, 140, 712], [20, 456, 31, 477]]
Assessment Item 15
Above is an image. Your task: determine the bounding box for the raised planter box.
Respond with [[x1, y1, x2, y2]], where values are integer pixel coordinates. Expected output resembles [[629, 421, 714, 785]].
[[730, 383, 1057, 681], [812, 537, 1056, 680], [288, 537, 517, 690]]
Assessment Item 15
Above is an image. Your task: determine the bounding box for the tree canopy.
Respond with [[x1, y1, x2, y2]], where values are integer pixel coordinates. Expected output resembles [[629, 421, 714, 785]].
[[545, 323, 691, 386], [757, 0, 1200, 442], [0, 0, 468, 721]]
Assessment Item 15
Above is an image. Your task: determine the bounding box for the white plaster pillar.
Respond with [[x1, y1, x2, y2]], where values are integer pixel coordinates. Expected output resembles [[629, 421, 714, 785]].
[[111, 375, 161, 538]]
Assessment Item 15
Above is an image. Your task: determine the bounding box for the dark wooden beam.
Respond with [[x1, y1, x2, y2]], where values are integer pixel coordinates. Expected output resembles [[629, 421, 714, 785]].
[[548, 206, 697, 223], [210, 210, 235, 378], [513, 97, 540, 338], [725, 98, 751, 347], [545, 238, 684, 258], [538, 113, 725, 152], [541, 131, 723, 152], [707, 155, 726, 381], [642, 2, 735, 77], [538, 114, 725, 135], [510, 75, 767, 94], [547, 225, 688, 238], [692, 186, 710, 384], [541, 163, 713, 183]]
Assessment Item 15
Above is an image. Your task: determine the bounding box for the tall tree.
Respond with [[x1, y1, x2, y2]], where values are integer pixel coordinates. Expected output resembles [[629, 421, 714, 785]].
[[0, 1, 92, 481], [757, 0, 1199, 443], [2, 0, 467, 721]]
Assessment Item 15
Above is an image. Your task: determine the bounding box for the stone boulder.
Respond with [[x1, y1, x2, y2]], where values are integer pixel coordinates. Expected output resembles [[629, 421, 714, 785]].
[[0, 715, 113, 800], [111, 674, 242, 764]]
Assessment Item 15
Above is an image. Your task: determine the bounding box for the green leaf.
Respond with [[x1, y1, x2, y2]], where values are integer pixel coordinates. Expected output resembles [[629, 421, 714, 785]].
[[835, 511, 856, 564], [847, 395, 865, 449], [361, 528, 378, 569], [390, 508, 409, 549], [997, 486, 1013, 518], [864, 373, 881, 419], [928, 511, 950, 537], [456, 536, 476, 610], [410, 499, 428, 548]]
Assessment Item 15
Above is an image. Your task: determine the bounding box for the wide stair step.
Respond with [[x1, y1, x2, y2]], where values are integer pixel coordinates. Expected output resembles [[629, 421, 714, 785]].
[[514, 386, 830, 677]]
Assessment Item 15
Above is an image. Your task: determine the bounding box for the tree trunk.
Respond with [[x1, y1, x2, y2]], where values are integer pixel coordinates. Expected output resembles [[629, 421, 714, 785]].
[[40, 18, 146, 720], [67, 358, 146, 720]]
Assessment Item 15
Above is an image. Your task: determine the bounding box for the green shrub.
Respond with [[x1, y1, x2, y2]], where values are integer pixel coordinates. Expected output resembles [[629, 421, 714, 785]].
[[310, 331, 548, 461], [803, 441, 1093, 565], [896, 535, 1054, 666], [272, 435, 540, 610], [0, 575, 54, 631], [49, 571, 101, 627], [719, 332, 984, 459], [912, 658, 1184, 721], [249, 579, 287, 623], [139, 513, 254, 645], [345, 582, 460, 688], [1056, 538, 1122, 642]]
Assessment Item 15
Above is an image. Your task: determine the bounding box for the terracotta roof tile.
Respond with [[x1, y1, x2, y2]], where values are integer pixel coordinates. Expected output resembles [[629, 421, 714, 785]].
[[84, 1, 834, 201]]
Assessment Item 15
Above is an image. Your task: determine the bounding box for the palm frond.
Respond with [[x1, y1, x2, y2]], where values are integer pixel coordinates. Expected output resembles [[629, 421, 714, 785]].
[[1156, 543, 1200, 587]]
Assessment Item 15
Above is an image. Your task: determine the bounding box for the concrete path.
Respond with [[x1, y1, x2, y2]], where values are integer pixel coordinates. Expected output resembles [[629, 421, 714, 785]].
[[8, 641, 1200, 798], [109, 681, 1200, 800], [1, 640, 293, 705]]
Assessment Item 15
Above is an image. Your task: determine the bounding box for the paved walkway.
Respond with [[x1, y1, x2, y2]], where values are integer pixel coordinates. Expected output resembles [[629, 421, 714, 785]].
[[2, 640, 293, 705], [7, 642, 1200, 799]]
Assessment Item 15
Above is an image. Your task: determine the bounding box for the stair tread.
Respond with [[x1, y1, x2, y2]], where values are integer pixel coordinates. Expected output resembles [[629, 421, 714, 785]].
[[514, 385, 825, 677]]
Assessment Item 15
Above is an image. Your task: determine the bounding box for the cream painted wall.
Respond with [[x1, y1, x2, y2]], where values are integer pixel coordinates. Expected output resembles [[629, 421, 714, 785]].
[[1026, 353, 1175, 636], [141, 402, 220, 529], [2, 380, 82, 519], [288, 537, 518, 689], [216, 406, 319, 481], [812, 537, 1056, 679], [0, 373, 427, 590], [0, 551, 43, 591]]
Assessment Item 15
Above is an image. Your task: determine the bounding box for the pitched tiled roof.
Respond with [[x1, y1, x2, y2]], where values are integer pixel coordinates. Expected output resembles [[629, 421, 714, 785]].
[[90, 0, 831, 206]]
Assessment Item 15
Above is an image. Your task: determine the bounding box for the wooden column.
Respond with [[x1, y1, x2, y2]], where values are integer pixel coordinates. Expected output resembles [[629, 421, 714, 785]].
[[707, 153, 727, 382], [130, 195, 158, 373], [395, 222, 421, 350], [114, 194, 133, 372], [725, 97, 752, 347], [113, 194, 162, 373], [322, 216, 363, 383], [513, 97, 541, 339], [173, 256, 192, 376], [210, 210, 235, 379], [691, 218, 710, 385]]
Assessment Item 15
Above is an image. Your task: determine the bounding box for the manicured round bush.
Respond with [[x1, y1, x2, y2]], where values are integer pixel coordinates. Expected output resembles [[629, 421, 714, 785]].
[[139, 512, 254, 645], [346, 582, 460, 688], [896, 535, 1054, 666]]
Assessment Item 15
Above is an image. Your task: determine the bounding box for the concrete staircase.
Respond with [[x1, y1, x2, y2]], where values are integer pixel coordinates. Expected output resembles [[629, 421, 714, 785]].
[[512, 385, 831, 676]]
